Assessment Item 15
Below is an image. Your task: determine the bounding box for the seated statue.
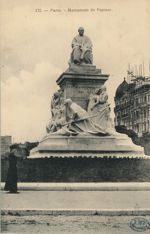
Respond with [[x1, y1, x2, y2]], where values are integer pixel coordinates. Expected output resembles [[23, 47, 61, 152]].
[[88, 86, 115, 135], [70, 27, 93, 65]]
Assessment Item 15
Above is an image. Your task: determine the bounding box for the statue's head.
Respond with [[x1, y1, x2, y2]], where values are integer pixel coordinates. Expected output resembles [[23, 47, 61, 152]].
[[64, 99, 72, 106], [100, 85, 106, 92], [95, 86, 106, 95], [95, 88, 101, 95], [78, 27, 84, 36], [54, 91, 60, 98], [58, 89, 63, 95]]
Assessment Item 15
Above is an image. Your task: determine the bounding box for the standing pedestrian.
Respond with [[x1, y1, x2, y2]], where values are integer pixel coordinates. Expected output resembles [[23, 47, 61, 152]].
[[4, 144, 19, 193]]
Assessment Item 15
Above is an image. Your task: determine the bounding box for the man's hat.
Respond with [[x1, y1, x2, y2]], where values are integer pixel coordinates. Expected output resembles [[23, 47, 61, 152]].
[[10, 144, 19, 151]]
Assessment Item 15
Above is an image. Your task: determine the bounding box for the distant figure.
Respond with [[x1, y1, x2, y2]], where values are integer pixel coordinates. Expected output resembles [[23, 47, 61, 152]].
[[70, 27, 93, 64], [4, 144, 19, 193]]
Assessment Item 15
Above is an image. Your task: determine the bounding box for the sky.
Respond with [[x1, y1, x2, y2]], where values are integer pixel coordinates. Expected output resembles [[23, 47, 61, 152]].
[[1, 0, 150, 143]]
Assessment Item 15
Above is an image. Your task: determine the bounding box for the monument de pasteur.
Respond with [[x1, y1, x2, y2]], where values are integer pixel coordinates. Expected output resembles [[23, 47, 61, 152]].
[[25, 27, 150, 182], [30, 27, 145, 159]]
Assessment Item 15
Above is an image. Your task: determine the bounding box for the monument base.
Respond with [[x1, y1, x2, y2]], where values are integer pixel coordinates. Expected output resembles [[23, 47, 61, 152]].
[[30, 133, 148, 159], [56, 64, 109, 110], [2, 156, 150, 182]]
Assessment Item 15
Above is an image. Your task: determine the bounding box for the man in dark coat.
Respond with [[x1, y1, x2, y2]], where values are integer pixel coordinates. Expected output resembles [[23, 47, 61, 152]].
[[4, 144, 19, 193]]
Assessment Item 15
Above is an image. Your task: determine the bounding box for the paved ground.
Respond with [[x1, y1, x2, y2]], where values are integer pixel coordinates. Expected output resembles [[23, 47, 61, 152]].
[[2, 190, 150, 233], [2, 190, 150, 211], [1, 182, 150, 191], [2, 215, 150, 233]]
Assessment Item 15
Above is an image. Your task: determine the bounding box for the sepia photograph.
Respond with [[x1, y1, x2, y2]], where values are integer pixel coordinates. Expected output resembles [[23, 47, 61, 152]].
[[1, 0, 150, 233]]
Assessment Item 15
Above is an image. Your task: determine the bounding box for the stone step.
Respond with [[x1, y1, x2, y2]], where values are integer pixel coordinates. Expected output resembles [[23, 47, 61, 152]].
[[2, 182, 150, 191], [2, 209, 150, 216]]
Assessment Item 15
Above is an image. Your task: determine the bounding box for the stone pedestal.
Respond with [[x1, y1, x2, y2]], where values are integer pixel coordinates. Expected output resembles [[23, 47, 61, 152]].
[[30, 133, 146, 159], [30, 63, 147, 163], [56, 64, 109, 110]]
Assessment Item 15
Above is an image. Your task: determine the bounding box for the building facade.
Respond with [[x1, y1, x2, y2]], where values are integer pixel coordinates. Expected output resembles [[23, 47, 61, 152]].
[[1, 136, 12, 156], [114, 76, 150, 137]]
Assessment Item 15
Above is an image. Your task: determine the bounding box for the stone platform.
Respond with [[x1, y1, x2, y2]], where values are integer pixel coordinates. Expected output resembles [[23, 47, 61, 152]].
[[30, 133, 146, 159]]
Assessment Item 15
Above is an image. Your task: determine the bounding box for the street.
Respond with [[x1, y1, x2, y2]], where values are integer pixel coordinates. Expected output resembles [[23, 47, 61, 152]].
[[2, 186, 150, 233], [2, 215, 150, 233], [2, 189, 150, 233]]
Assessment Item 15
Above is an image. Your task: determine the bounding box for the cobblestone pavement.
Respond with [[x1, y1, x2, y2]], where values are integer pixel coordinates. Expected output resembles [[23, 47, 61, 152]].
[[1, 215, 150, 234]]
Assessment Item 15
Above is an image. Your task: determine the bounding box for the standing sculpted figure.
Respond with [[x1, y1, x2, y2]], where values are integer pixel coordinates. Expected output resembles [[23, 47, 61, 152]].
[[70, 27, 93, 65], [51, 89, 64, 117], [46, 89, 65, 133]]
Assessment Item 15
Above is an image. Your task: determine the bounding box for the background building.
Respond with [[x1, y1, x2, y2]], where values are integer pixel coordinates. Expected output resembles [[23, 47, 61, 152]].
[[1, 136, 12, 157], [114, 77, 150, 136], [114, 71, 150, 154]]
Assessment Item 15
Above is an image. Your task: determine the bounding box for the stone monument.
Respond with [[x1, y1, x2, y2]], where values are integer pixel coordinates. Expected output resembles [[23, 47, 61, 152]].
[[30, 27, 146, 159]]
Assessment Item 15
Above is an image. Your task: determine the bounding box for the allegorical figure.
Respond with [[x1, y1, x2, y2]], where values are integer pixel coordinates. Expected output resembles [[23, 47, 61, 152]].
[[54, 99, 108, 136], [88, 86, 115, 134], [4, 144, 19, 193], [51, 89, 64, 118], [46, 89, 65, 133], [70, 27, 93, 65]]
